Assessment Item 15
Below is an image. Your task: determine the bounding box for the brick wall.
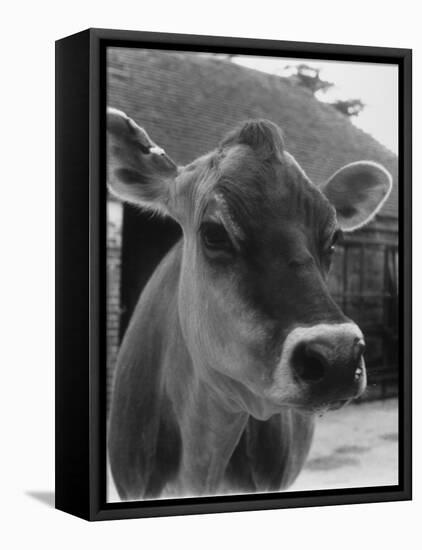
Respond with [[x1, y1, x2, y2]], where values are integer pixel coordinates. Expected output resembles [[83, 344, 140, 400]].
[[106, 198, 123, 411]]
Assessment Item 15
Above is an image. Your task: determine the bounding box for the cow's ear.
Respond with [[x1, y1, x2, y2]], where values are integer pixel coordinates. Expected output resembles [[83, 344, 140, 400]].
[[321, 161, 392, 232], [107, 108, 179, 216]]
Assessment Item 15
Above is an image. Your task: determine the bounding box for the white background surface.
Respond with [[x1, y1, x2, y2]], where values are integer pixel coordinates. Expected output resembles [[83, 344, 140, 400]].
[[0, 1, 418, 548]]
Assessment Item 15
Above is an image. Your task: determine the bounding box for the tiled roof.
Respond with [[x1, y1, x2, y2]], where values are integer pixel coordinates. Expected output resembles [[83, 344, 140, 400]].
[[108, 48, 398, 221]]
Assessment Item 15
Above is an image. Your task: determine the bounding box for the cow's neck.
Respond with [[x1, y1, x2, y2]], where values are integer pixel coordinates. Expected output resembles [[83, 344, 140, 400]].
[[163, 339, 249, 496], [181, 377, 248, 496], [149, 243, 245, 496]]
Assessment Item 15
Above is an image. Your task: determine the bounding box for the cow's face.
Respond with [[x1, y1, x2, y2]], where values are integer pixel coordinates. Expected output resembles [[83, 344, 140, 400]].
[[107, 110, 392, 418]]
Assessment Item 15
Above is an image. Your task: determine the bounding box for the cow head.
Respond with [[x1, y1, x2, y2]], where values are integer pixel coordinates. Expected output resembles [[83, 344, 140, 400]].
[[107, 109, 392, 418]]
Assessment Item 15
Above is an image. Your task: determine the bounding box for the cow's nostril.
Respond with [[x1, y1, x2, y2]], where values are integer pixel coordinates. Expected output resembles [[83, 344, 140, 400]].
[[354, 338, 366, 361], [292, 342, 327, 384]]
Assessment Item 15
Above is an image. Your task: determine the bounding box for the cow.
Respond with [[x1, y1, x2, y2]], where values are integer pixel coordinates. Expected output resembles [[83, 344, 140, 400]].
[[107, 108, 392, 501]]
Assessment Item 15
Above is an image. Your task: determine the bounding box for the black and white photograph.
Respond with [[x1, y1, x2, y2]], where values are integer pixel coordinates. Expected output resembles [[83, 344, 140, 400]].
[[3, 0, 420, 543], [106, 45, 402, 503]]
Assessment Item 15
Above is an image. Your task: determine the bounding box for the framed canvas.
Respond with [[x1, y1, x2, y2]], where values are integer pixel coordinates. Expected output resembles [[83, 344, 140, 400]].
[[55, 28, 412, 521]]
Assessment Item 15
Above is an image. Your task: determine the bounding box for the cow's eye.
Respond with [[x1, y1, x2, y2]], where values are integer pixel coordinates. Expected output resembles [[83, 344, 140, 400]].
[[327, 230, 342, 254], [200, 221, 233, 254]]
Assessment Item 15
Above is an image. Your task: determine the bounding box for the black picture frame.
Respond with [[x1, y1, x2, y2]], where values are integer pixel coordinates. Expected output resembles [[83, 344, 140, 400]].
[[55, 28, 412, 521]]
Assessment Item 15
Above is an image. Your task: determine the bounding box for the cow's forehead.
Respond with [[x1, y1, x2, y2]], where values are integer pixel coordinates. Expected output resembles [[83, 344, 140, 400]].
[[180, 143, 336, 238]]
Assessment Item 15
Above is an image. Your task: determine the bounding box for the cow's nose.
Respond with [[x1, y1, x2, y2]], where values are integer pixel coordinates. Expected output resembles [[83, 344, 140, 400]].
[[292, 334, 366, 399]]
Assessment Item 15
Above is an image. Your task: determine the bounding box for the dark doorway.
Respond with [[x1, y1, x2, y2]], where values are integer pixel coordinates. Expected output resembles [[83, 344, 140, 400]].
[[119, 205, 182, 340]]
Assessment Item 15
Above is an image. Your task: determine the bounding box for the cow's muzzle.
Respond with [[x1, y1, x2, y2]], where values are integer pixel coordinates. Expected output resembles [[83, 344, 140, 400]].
[[281, 323, 367, 407]]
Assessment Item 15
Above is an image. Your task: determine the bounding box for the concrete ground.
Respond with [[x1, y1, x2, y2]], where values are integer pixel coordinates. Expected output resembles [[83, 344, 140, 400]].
[[288, 397, 399, 491]]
